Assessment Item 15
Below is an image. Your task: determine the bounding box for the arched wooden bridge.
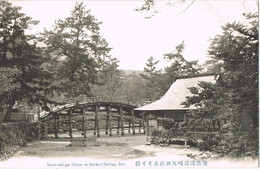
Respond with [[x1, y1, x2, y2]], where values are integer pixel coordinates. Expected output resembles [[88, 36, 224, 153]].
[[40, 101, 145, 138]]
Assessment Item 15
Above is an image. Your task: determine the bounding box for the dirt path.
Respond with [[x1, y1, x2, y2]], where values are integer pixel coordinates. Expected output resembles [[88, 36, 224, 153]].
[[0, 133, 258, 169]]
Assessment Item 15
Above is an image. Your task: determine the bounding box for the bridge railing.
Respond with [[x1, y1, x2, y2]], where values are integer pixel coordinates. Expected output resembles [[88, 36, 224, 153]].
[[37, 97, 139, 120], [63, 96, 103, 104], [8, 97, 137, 122]]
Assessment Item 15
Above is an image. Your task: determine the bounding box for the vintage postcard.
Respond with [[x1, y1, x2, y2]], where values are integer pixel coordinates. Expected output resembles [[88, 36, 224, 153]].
[[0, 0, 258, 169]]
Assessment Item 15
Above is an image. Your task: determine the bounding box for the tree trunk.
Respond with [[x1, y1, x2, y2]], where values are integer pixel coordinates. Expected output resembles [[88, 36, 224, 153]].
[[4, 100, 15, 122]]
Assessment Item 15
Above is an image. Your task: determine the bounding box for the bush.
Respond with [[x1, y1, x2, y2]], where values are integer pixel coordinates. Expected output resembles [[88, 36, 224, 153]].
[[151, 129, 181, 145], [0, 122, 48, 160], [187, 137, 198, 147], [151, 130, 163, 145], [199, 133, 221, 151]]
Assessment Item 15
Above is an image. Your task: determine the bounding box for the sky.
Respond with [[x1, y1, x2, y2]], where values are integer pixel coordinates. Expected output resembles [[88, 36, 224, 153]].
[[12, 0, 258, 70]]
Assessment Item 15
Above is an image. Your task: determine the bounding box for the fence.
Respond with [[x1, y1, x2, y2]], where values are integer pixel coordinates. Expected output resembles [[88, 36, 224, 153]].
[[186, 131, 218, 139], [10, 113, 37, 122]]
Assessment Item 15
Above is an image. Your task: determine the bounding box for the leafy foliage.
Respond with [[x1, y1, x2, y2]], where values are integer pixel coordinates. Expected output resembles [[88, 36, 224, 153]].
[[0, 67, 20, 97], [164, 41, 201, 77], [0, 1, 53, 121], [151, 122, 187, 145], [135, 0, 194, 18], [199, 133, 221, 152], [90, 58, 123, 101], [183, 13, 258, 157], [0, 122, 48, 160], [158, 42, 202, 96], [90, 69, 146, 105], [140, 56, 162, 101], [41, 2, 112, 98]]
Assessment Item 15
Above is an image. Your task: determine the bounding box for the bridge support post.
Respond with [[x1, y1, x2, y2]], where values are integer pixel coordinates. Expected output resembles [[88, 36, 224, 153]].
[[95, 105, 100, 137], [94, 107, 97, 135], [69, 109, 73, 139], [120, 106, 124, 136], [54, 113, 58, 138], [117, 110, 120, 134], [108, 105, 112, 136], [131, 110, 135, 135], [106, 106, 109, 135], [83, 107, 87, 138], [57, 115, 60, 137]]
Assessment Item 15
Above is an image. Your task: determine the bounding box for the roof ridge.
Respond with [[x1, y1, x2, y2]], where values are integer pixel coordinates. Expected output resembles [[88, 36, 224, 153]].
[[176, 73, 216, 80]]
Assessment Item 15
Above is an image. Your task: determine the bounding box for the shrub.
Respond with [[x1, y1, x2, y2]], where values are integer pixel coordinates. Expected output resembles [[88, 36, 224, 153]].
[[187, 137, 198, 147], [199, 133, 221, 151], [151, 130, 163, 145], [0, 122, 48, 161], [151, 129, 181, 145]]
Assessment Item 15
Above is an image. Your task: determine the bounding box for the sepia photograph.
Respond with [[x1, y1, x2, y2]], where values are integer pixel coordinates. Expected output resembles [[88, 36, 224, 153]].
[[0, 0, 258, 168]]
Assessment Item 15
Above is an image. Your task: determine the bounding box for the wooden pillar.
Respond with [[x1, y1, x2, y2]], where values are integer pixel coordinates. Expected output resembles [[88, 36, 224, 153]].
[[139, 120, 141, 132], [106, 106, 109, 135], [120, 106, 124, 136], [108, 105, 112, 136], [69, 109, 72, 139], [143, 113, 146, 134], [54, 113, 58, 138], [117, 109, 120, 134], [183, 113, 187, 138], [163, 113, 166, 129], [128, 120, 131, 133], [37, 105, 41, 140], [157, 117, 159, 130], [82, 107, 86, 138], [94, 106, 97, 135], [147, 114, 150, 135], [184, 112, 187, 122], [131, 110, 135, 135], [57, 115, 60, 136], [95, 105, 100, 137]]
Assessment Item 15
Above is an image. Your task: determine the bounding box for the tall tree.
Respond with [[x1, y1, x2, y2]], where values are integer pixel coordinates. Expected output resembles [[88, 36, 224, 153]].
[[90, 57, 123, 101], [117, 72, 147, 105], [0, 1, 52, 121], [41, 2, 111, 98], [140, 56, 162, 101], [160, 41, 202, 94], [183, 13, 258, 157], [164, 41, 201, 77], [140, 43, 202, 102]]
